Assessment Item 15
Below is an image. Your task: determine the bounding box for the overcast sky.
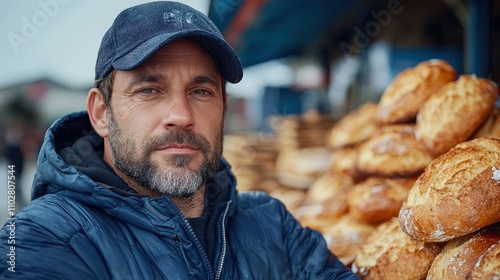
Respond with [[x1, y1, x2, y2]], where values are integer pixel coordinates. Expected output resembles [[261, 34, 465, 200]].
[[0, 0, 210, 89]]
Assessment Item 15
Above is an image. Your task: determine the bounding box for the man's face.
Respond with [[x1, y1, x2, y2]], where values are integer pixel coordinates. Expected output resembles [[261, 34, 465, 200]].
[[105, 40, 225, 198]]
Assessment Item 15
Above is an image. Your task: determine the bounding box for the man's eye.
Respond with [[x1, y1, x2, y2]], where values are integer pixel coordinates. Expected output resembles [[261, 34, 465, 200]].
[[138, 88, 158, 95], [193, 89, 212, 96]]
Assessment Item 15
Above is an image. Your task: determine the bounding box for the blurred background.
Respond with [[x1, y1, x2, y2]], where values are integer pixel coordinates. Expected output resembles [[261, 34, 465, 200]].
[[1, 0, 498, 221]]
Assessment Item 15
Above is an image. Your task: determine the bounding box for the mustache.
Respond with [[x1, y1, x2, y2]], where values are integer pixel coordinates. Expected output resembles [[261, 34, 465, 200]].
[[142, 130, 211, 155]]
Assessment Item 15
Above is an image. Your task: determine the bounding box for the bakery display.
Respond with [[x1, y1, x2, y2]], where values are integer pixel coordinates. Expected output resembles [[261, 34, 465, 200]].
[[399, 137, 500, 242], [416, 74, 499, 157], [376, 59, 457, 125], [225, 59, 500, 278]]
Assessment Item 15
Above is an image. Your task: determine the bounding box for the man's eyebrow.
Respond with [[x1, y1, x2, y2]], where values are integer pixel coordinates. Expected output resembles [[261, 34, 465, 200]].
[[128, 73, 166, 85], [193, 75, 220, 88]]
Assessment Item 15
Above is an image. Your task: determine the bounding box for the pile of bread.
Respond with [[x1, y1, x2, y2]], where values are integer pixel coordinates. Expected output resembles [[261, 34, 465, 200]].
[[293, 59, 500, 279], [223, 133, 282, 193], [271, 110, 336, 189]]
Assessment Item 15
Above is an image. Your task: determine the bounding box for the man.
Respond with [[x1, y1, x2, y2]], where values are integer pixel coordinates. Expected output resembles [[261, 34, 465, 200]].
[[0, 2, 359, 279]]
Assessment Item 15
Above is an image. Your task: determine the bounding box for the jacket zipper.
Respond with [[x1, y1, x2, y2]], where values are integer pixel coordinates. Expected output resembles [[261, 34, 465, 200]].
[[148, 200, 216, 278], [215, 201, 231, 280]]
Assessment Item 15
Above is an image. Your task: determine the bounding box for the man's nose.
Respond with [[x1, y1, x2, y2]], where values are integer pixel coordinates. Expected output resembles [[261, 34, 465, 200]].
[[162, 94, 195, 129]]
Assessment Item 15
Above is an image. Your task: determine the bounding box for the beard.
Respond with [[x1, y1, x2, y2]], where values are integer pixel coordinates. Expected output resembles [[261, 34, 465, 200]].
[[106, 110, 223, 198]]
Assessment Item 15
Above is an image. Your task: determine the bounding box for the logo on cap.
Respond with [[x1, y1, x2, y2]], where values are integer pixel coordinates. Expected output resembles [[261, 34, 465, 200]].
[[163, 10, 195, 29]]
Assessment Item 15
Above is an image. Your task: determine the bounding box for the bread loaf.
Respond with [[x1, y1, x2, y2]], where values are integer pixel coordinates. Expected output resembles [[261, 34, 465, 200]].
[[470, 238, 500, 279], [376, 59, 457, 125], [306, 171, 354, 204], [352, 218, 442, 280], [331, 146, 367, 182], [347, 176, 417, 224], [473, 106, 500, 139], [427, 223, 500, 279], [416, 74, 499, 157], [322, 215, 376, 265], [399, 137, 500, 242], [356, 125, 433, 177], [327, 103, 379, 149]]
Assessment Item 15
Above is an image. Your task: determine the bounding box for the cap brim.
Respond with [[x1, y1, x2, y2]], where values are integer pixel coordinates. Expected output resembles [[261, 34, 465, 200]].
[[112, 30, 243, 83]]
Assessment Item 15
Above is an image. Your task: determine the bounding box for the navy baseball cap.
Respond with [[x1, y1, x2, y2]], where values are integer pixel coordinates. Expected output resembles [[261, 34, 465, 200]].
[[95, 1, 243, 83]]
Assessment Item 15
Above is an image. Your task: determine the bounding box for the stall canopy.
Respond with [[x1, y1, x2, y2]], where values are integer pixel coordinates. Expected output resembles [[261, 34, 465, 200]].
[[208, 0, 357, 67]]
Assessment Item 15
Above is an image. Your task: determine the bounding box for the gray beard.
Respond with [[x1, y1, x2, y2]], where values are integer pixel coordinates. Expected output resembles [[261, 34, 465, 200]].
[[106, 110, 222, 198]]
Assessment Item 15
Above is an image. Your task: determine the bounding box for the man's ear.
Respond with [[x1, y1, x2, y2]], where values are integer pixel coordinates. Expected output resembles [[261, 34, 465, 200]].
[[87, 88, 109, 137]]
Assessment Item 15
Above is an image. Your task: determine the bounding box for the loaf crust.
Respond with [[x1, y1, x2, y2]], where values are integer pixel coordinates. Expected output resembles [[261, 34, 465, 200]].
[[416, 74, 499, 157], [352, 218, 442, 280], [322, 215, 376, 265], [356, 125, 433, 177], [399, 137, 500, 242], [376, 59, 456, 125], [327, 103, 379, 149], [473, 106, 500, 139], [470, 238, 500, 279], [306, 171, 354, 204], [427, 223, 500, 280], [331, 146, 367, 182], [347, 176, 417, 224]]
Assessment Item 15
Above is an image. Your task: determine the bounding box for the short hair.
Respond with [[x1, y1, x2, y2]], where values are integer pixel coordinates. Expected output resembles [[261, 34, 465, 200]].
[[94, 69, 116, 107]]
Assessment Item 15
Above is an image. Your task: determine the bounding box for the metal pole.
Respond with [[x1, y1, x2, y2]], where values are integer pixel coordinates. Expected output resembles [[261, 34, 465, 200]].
[[465, 0, 490, 77]]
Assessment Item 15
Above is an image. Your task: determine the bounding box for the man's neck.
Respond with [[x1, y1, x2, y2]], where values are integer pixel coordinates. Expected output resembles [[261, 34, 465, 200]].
[[171, 187, 205, 218]]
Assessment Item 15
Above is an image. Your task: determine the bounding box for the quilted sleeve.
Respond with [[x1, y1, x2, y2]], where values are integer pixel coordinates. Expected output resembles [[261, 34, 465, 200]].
[[0, 201, 108, 279]]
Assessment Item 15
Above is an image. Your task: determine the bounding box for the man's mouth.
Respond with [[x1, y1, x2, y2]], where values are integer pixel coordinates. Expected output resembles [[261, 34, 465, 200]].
[[157, 143, 199, 154]]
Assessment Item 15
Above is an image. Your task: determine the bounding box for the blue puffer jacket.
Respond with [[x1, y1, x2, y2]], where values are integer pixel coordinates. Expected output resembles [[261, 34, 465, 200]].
[[0, 112, 359, 279]]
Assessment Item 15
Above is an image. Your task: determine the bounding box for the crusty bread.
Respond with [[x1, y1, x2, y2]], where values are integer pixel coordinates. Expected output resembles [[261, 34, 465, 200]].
[[322, 215, 376, 265], [416, 74, 499, 157], [331, 146, 367, 182], [315, 185, 351, 221], [470, 238, 500, 279], [473, 106, 500, 139], [399, 137, 500, 242], [347, 176, 417, 224], [327, 103, 379, 149], [376, 59, 457, 125], [306, 171, 354, 204], [275, 147, 333, 189], [296, 172, 353, 229], [356, 125, 434, 177], [352, 218, 442, 280], [427, 223, 500, 280]]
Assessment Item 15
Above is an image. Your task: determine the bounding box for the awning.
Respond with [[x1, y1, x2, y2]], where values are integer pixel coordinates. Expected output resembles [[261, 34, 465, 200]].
[[209, 0, 357, 67]]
